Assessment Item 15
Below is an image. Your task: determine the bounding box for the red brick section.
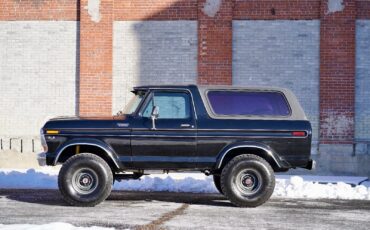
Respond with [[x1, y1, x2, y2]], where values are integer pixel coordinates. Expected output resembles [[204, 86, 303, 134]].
[[198, 0, 233, 85], [0, 0, 78, 20], [1, 0, 368, 21], [319, 0, 356, 144], [114, 0, 197, 20], [234, 0, 320, 20], [357, 0, 370, 19], [79, 0, 113, 116], [1, 0, 367, 119]]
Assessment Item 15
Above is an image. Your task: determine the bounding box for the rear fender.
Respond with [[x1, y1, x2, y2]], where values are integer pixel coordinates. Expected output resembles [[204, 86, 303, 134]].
[[215, 141, 290, 170]]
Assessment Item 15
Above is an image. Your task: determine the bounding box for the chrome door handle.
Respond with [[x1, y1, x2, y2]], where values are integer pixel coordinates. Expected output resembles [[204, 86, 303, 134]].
[[181, 124, 193, 128]]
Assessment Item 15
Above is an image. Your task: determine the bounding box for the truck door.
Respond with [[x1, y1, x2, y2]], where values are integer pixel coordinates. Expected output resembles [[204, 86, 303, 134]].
[[131, 89, 197, 169]]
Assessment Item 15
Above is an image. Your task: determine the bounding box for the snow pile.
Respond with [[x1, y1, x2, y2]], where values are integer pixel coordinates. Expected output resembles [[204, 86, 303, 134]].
[[115, 174, 370, 200], [274, 176, 370, 200], [0, 169, 57, 189], [0, 222, 113, 230], [1, 169, 370, 200], [114, 175, 217, 193]]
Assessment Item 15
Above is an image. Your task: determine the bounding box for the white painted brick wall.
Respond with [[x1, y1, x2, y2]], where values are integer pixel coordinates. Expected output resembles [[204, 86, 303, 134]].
[[112, 21, 198, 114], [355, 20, 370, 141], [232, 20, 320, 145], [0, 21, 78, 141]]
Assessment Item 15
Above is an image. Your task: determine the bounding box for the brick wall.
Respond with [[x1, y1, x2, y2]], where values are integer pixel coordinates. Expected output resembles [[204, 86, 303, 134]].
[[355, 20, 370, 142], [198, 0, 233, 85], [0, 21, 78, 153], [0, 21, 78, 137], [114, 0, 198, 20], [0, 0, 78, 20], [319, 0, 356, 143], [357, 0, 370, 19], [232, 20, 321, 146], [356, 1, 370, 144], [79, 0, 113, 116], [233, 0, 320, 20], [112, 21, 198, 113]]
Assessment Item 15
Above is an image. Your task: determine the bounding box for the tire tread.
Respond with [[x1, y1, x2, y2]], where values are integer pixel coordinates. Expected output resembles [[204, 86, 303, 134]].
[[220, 154, 275, 207], [58, 153, 113, 207]]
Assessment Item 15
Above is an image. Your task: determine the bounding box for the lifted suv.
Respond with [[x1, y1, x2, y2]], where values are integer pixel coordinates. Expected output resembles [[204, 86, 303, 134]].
[[38, 85, 314, 207]]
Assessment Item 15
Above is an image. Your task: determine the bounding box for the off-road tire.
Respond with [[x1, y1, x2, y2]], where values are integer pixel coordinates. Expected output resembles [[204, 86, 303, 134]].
[[58, 153, 113, 207], [221, 154, 275, 207], [213, 175, 223, 194]]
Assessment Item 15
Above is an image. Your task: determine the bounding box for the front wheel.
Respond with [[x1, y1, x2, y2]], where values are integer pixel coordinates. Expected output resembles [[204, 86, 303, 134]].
[[221, 154, 275, 207], [58, 153, 113, 207]]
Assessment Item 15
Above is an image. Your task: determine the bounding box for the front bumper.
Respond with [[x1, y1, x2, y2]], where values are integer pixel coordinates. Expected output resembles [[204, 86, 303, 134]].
[[37, 152, 47, 166]]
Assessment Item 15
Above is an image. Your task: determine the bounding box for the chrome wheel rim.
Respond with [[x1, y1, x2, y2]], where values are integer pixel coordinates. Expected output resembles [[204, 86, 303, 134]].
[[71, 168, 99, 195], [234, 169, 262, 196]]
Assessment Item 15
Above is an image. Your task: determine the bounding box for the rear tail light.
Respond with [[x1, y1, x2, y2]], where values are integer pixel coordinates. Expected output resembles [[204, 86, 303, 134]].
[[292, 131, 306, 137]]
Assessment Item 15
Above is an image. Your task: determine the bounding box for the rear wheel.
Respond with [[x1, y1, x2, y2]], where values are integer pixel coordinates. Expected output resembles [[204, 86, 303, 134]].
[[213, 175, 223, 194], [58, 153, 113, 207], [221, 154, 275, 207]]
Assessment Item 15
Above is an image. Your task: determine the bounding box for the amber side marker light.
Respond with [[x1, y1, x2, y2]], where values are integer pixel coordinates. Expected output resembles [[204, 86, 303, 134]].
[[292, 131, 306, 137], [46, 130, 59, 134]]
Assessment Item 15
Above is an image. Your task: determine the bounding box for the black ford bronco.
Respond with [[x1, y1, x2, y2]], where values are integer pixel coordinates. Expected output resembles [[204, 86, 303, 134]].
[[38, 85, 314, 207]]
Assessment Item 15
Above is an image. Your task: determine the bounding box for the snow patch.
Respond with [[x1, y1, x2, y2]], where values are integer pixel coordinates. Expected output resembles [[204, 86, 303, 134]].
[[84, 0, 101, 23], [1, 169, 370, 200], [277, 175, 368, 186], [114, 175, 217, 193], [0, 169, 57, 189], [274, 176, 370, 200], [202, 0, 222, 17], [0, 222, 113, 230], [326, 0, 345, 15]]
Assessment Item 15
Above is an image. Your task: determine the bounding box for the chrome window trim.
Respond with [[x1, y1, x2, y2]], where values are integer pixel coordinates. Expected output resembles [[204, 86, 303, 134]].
[[53, 134, 306, 139], [136, 88, 198, 120], [197, 86, 308, 120], [205, 89, 292, 118], [129, 90, 150, 116]]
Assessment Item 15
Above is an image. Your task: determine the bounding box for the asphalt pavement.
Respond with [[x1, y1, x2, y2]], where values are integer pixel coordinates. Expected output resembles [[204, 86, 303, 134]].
[[0, 189, 369, 230]]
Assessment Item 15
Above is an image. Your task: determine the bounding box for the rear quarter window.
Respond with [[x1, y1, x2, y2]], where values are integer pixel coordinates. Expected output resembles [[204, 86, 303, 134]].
[[207, 90, 291, 117]]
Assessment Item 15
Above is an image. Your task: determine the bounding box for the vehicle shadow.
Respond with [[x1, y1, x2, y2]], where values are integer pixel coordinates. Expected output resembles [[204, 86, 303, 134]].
[[108, 190, 234, 207], [0, 189, 68, 206], [0, 189, 234, 207]]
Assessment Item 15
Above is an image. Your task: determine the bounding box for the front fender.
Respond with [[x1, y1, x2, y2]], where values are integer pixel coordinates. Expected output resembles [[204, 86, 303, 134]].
[[53, 138, 121, 168], [215, 141, 289, 169]]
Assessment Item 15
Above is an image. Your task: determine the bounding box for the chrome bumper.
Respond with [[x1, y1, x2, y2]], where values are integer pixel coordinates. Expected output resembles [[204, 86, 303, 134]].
[[37, 152, 47, 166], [305, 159, 316, 170]]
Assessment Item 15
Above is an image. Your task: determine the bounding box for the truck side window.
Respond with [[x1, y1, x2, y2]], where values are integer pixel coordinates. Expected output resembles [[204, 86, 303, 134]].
[[207, 90, 291, 116], [142, 92, 191, 119]]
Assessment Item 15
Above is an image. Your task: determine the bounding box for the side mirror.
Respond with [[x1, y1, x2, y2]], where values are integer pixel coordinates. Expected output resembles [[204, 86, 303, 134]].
[[151, 106, 159, 118], [151, 106, 159, 130]]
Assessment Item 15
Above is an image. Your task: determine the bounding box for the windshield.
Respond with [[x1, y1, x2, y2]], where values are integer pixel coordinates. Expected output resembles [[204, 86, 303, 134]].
[[122, 92, 146, 115]]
